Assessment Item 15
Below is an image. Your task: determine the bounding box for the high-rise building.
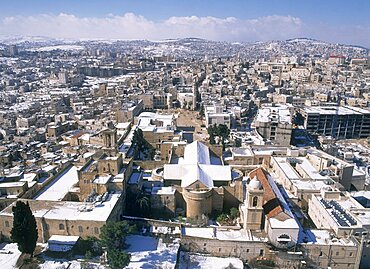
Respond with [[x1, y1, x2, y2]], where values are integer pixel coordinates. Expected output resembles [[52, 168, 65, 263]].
[[299, 106, 370, 139], [8, 45, 18, 56]]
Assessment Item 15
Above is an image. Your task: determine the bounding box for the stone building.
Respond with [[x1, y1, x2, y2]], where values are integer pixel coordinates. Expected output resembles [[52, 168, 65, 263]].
[[77, 152, 132, 201], [0, 195, 124, 243], [161, 141, 243, 219], [254, 104, 293, 146], [47, 121, 78, 140], [240, 168, 299, 249], [136, 112, 181, 148], [150, 186, 176, 218]]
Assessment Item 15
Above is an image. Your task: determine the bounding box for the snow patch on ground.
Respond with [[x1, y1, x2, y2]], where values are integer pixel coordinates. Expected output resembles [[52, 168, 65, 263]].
[[0, 243, 21, 269], [38, 260, 104, 269], [126, 235, 180, 269], [178, 251, 244, 269]]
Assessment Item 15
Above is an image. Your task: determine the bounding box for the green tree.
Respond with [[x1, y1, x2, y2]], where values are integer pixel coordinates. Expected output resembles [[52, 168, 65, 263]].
[[234, 138, 242, 148], [11, 201, 38, 256], [100, 221, 135, 250], [199, 104, 205, 117], [75, 237, 102, 257], [207, 125, 216, 144], [208, 124, 230, 149], [230, 207, 240, 220], [217, 124, 230, 147], [132, 129, 147, 159], [209, 133, 215, 144], [216, 213, 228, 224], [107, 249, 131, 269], [135, 193, 151, 217], [182, 101, 188, 109]]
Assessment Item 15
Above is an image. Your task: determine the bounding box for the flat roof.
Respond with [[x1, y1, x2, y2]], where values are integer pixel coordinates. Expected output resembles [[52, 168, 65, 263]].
[[256, 105, 292, 124], [48, 235, 80, 245], [303, 106, 370, 116], [0, 181, 27, 188], [1, 194, 121, 222], [34, 165, 79, 201], [305, 229, 356, 246], [231, 147, 254, 157], [93, 175, 112, 185], [151, 186, 175, 195], [183, 227, 264, 242]]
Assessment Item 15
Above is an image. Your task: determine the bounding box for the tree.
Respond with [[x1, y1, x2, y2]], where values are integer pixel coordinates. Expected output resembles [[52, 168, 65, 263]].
[[11, 201, 38, 256], [199, 104, 205, 117], [100, 221, 135, 269], [75, 237, 102, 257], [217, 124, 230, 145], [209, 133, 216, 145], [207, 125, 216, 144], [230, 207, 240, 220], [106, 249, 131, 269], [207, 124, 230, 149], [100, 221, 135, 250], [234, 138, 242, 148], [182, 100, 188, 109], [132, 129, 146, 159], [135, 193, 151, 217], [216, 213, 228, 224]]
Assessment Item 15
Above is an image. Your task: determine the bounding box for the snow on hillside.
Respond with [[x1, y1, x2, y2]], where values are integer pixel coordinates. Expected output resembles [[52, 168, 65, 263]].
[[27, 45, 85, 52]]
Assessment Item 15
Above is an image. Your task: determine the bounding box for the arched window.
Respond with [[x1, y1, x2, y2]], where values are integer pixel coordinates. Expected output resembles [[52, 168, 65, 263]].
[[252, 196, 258, 207], [277, 234, 291, 244], [59, 223, 65, 230]]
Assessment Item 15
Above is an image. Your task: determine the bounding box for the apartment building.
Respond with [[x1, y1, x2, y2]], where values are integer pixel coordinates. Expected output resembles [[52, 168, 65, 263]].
[[299, 106, 370, 139], [254, 104, 293, 146]]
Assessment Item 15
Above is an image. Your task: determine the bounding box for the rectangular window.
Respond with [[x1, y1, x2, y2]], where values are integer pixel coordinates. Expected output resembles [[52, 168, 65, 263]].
[[94, 227, 99, 234], [78, 226, 83, 233]]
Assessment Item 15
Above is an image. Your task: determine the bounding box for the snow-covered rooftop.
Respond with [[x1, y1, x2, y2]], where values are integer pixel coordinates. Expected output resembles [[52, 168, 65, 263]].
[[1, 194, 121, 222], [164, 141, 231, 188], [34, 165, 79, 201], [255, 104, 292, 124], [183, 227, 264, 242]]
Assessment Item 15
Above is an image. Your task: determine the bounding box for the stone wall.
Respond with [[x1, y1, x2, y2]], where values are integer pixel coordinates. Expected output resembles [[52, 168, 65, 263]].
[[180, 235, 267, 263]]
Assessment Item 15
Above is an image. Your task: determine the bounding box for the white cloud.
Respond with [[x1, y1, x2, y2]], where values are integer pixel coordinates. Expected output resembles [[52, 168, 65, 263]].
[[0, 13, 303, 42], [0, 12, 368, 46]]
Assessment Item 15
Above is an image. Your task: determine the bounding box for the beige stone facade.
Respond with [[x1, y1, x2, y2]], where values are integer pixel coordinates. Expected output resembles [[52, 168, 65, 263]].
[[0, 196, 124, 243]]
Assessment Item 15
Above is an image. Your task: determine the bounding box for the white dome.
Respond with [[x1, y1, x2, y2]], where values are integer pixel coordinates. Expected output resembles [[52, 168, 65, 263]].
[[249, 176, 262, 190]]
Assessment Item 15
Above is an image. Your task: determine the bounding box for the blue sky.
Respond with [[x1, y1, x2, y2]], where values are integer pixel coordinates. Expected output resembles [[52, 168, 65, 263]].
[[0, 0, 369, 46]]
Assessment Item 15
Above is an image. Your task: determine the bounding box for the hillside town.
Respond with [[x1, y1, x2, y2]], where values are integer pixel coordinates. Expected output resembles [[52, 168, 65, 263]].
[[0, 37, 370, 269]]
